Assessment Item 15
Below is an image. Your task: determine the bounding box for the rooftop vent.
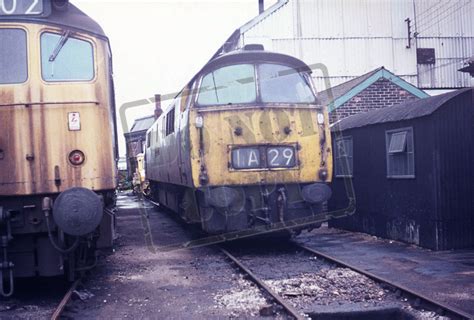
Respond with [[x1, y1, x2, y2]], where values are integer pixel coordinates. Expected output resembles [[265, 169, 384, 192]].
[[243, 44, 265, 51]]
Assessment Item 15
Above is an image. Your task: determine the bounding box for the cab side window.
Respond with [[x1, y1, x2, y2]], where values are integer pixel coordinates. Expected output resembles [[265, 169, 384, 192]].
[[0, 28, 27, 84], [41, 32, 94, 82]]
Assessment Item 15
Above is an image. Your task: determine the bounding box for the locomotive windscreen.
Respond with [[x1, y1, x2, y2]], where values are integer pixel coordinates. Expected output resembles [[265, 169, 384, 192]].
[[197, 63, 316, 106]]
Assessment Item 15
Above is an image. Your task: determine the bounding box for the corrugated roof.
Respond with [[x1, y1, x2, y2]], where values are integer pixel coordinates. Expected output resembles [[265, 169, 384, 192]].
[[240, 0, 289, 34], [318, 67, 383, 106], [130, 115, 155, 133], [332, 88, 472, 131]]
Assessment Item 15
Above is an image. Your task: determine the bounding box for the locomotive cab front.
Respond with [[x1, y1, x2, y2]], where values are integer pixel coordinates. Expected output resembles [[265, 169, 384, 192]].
[[185, 48, 333, 233]]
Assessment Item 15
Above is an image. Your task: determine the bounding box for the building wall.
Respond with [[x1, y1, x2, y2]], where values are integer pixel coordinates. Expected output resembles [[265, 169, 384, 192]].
[[237, 0, 474, 90], [329, 79, 419, 123], [431, 90, 474, 249], [124, 131, 146, 179], [415, 0, 474, 88], [329, 90, 474, 250], [329, 117, 437, 249]]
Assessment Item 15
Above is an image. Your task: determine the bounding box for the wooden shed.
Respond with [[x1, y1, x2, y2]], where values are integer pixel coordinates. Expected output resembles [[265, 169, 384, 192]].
[[329, 88, 473, 250]]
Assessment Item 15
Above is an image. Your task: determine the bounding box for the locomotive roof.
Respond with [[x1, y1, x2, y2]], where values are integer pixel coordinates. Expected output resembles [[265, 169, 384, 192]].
[[202, 50, 313, 75], [0, 3, 106, 39], [167, 48, 314, 106]]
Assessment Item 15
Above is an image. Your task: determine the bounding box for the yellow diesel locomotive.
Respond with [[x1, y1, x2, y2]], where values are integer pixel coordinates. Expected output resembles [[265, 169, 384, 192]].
[[0, 0, 116, 296], [146, 45, 332, 235]]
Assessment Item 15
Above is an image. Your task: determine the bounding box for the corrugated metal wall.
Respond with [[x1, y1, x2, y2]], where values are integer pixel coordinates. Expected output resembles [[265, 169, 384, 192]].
[[415, 0, 474, 88], [238, 0, 473, 91]]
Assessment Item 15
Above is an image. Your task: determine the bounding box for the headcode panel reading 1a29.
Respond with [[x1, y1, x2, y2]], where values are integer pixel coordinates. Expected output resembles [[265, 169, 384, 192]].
[[0, 0, 43, 15]]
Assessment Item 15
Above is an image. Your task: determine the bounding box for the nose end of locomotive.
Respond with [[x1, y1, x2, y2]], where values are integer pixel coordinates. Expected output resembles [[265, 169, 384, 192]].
[[52, 187, 103, 236], [205, 187, 241, 208], [302, 183, 332, 204]]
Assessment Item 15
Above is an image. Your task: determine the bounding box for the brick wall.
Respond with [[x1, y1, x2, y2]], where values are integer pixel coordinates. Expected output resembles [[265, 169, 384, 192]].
[[329, 78, 420, 123]]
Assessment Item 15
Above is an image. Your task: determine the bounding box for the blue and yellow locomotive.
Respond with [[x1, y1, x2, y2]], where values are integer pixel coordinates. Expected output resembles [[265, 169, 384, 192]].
[[146, 45, 332, 234]]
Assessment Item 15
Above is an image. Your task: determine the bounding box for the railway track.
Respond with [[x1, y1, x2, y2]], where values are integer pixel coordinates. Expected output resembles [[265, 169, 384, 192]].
[[146, 197, 471, 319], [219, 247, 307, 320], [294, 243, 473, 320], [50, 278, 81, 320]]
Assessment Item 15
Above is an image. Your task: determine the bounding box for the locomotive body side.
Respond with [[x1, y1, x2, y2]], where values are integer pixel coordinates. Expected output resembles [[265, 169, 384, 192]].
[[0, 3, 116, 296], [0, 24, 116, 196], [146, 49, 332, 234]]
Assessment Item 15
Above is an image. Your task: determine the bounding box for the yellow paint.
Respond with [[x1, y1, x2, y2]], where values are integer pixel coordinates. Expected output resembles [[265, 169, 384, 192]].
[[189, 106, 332, 187], [0, 23, 116, 196]]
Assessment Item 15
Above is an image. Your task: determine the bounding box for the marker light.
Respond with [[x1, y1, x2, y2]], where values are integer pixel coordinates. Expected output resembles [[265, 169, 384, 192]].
[[69, 150, 85, 166], [317, 113, 325, 125], [195, 115, 204, 128]]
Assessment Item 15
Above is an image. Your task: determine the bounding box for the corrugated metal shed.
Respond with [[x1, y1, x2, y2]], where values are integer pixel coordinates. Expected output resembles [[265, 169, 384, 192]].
[[219, 0, 474, 91], [415, 0, 474, 88]]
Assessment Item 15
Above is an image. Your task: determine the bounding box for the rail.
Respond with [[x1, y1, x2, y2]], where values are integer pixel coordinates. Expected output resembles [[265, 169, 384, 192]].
[[50, 279, 80, 320], [219, 247, 307, 320], [296, 243, 473, 320]]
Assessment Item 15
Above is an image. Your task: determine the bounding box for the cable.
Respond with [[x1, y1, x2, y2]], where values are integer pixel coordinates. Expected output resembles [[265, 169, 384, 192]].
[[45, 214, 80, 254], [415, 0, 444, 19], [416, 0, 453, 27], [416, 0, 471, 34]]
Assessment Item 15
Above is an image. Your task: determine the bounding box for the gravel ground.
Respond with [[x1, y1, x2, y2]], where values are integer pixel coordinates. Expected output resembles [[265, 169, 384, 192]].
[[0, 196, 453, 319], [226, 241, 448, 319], [0, 194, 276, 319], [0, 258, 72, 319], [61, 194, 278, 319]]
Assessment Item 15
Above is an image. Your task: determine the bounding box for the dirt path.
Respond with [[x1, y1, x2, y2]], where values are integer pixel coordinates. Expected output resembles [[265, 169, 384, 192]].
[[67, 193, 270, 319]]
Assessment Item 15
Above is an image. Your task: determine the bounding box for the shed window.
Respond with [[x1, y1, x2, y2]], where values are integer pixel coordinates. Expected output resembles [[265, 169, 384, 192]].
[[334, 136, 353, 177], [386, 128, 414, 178], [388, 131, 407, 153], [166, 108, 175, 136]]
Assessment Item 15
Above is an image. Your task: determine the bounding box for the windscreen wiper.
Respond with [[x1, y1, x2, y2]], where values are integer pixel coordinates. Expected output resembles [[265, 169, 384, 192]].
[[211, 71, 220, 103], [49, 30, 71, 62]]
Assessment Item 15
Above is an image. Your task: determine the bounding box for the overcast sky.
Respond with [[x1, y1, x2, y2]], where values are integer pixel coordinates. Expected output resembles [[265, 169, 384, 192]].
[[72, 0, 278, 156]]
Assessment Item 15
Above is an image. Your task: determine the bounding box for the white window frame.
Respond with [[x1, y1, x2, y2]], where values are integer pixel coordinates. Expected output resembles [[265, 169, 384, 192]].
[[386, 127, 415, 179], [334, 136, 353, 178]]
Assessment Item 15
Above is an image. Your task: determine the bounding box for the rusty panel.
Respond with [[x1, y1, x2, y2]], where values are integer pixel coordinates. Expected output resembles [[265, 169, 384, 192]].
[[0, 23, 116, 196], [188, 106, 332, 188]]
